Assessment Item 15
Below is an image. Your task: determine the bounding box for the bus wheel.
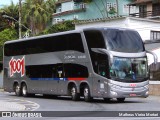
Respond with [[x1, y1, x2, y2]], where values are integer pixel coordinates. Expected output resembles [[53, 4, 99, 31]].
[[22, 84, 28, 97], [71, 85, 80, 101], [84, 85, 92, 102], [117, 98, 125, 102], [15, 84, 21, 96]]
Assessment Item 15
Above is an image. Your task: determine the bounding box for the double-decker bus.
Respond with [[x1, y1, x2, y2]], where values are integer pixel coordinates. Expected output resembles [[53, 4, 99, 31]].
[[3, 27, 156, 102]]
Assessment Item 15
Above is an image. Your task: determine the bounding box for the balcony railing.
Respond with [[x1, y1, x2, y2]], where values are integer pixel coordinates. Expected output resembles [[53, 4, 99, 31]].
[[129, 10, 160, 18]]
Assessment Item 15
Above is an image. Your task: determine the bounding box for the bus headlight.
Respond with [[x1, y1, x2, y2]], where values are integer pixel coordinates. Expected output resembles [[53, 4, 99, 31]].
[[111, 91, 117, 96]]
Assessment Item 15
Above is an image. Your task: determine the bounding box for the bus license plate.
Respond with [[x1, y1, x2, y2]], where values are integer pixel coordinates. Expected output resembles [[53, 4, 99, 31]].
[[130, 93, 137, 97]]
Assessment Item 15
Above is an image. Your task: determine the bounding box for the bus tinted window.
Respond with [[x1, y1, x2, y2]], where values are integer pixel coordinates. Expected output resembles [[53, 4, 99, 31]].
[[26, 63, 88, 78], [4, 33, 84, 56], [105, 29, 145, 53], [84, 30, 109, 78], [84, 30, 106, 49], [64, 63, 89, 78], [26, 64, 54, 78]]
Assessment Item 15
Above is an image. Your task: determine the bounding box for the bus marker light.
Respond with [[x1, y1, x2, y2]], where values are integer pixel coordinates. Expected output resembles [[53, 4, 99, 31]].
[[130, 83, 136, 87]]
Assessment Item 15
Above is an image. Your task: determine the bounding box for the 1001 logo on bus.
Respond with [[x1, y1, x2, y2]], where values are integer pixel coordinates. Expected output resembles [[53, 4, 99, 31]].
[[9, 56, 25, 77]]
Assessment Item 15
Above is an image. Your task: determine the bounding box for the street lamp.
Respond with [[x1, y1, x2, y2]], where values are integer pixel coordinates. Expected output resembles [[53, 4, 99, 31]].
[[2, 15, 31, 39], [19, 0, 22, 39]]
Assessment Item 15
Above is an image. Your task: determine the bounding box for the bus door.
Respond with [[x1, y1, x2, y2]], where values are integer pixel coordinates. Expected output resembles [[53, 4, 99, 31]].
[[93, 61, 109, 97]]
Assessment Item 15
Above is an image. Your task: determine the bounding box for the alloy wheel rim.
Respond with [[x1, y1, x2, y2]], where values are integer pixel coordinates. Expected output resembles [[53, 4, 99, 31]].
[[84, 88, 88, 97], [22, 86, 27, 95]]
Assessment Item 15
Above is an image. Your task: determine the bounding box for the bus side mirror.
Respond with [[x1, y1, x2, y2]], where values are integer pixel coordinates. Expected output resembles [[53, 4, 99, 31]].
[[146, 50, 158, 71]]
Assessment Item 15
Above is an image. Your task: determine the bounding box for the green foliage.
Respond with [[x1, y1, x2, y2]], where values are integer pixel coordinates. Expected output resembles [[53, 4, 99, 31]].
[[23, 0, 56, 35], [0, 28, 18, 61], [83, 0, 92, 3], [40, 20, 75, 35], [0, 28, 18, 46], [108, 7, 117, 15]]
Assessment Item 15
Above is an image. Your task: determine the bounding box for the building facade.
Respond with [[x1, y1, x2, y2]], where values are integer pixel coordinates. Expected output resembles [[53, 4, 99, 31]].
[[52, 0, 133, 24], [128, 0, 160, 40]]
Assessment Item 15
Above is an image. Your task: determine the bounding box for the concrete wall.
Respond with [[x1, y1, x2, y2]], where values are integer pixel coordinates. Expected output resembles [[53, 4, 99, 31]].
[[149, 81, 160, 96]]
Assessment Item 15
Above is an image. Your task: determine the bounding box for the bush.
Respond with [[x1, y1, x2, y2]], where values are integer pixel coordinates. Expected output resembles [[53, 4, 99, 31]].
[[40, 20, 75, 35]]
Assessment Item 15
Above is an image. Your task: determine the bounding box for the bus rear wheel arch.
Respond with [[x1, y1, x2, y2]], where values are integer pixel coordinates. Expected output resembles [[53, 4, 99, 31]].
[[80, 83, 92, 102], [13, 82, 21, 96], [83, 85, 92, 102], [68, 83, 80, 101]]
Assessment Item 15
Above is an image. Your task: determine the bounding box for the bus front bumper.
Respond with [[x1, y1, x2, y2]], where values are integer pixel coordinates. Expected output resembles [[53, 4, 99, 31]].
[[104, 81, 149, 98]]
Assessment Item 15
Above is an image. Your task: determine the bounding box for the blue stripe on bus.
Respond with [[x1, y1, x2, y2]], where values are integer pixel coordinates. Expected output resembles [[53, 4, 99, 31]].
[[30, 78, 68, 81]]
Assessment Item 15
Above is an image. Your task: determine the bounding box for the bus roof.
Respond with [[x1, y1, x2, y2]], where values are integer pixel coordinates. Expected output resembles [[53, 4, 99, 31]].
[[4, 29, 83, 45], [4, 27, 136, 45], [83, 27, 137, 32]]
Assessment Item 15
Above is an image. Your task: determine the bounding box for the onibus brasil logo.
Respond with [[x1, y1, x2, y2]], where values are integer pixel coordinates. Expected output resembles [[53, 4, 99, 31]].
[[9, 56, 25, 77]]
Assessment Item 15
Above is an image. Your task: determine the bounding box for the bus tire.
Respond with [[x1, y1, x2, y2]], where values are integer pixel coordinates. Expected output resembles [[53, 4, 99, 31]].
[[71, 85, 80, 101], [15, 84, 21, 96], [84, 85, 92, 102], [22, 84, 28, 97], [117, 98, 125, 102], [104, 98, 111, 102]]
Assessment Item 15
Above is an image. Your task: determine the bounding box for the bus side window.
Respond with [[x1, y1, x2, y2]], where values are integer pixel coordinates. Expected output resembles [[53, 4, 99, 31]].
[[64, 63, 89, 78], [56, 65, 64, 78]]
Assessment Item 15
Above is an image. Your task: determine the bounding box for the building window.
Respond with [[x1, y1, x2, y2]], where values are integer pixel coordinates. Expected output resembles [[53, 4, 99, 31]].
[[73, 15, 78, 20], [57, 6, 62, 13], [106, 2, 117, 15], [123, 5, 136, 14], [151, 30, 160, 40], [53, 18, 61, 24], [79, 3, 86, 9]]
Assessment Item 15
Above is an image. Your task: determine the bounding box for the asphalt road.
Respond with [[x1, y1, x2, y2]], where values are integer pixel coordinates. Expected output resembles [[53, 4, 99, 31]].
[[0, 91, 160, 120]]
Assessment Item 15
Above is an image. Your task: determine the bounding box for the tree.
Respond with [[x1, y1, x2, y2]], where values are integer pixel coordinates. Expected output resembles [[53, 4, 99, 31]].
[[0, 28, 18, 61], [40, 20, 75, 35], [1, 1, 19, 20], [23, 0, 56, 35], [0, 1, 19, 31]]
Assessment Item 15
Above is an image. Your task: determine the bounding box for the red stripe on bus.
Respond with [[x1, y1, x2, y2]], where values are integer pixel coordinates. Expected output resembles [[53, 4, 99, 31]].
[[68, 78, 86, 81]]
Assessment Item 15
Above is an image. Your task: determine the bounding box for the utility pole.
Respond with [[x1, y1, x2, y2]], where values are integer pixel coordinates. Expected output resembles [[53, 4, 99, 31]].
[[19, 0, 22, 39], [116, 0, 119, 16]]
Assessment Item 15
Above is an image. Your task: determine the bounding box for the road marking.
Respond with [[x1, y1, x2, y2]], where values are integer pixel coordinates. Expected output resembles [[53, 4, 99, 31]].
[[0, 98, 40, 111]]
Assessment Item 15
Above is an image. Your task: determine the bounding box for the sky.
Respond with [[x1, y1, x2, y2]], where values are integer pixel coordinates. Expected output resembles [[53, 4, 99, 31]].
[[0, 0, 19, 8]]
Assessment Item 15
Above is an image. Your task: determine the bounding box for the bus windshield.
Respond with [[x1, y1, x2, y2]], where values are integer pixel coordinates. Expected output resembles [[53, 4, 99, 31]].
[[110, 57, 148, 81], [105, 29, 144, 53]]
